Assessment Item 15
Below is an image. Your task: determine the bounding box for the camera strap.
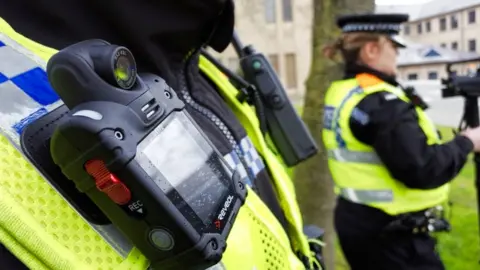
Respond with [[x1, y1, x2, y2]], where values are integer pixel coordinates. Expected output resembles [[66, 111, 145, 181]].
[[200, 49, 268, 135], [402, 86, 429, 110]]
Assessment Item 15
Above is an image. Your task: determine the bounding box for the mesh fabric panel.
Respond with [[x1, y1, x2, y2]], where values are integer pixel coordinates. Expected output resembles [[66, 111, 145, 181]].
[[0, 134, 144, 269]]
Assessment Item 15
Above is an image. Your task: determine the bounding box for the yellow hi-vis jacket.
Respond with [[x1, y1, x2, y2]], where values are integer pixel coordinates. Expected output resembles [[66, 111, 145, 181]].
[[0, 17, 315, 270], [322, 73, 450, 216]]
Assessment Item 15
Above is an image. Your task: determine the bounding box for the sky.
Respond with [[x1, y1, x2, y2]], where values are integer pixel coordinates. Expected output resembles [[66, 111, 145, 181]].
[[376, 0, 431, 4]]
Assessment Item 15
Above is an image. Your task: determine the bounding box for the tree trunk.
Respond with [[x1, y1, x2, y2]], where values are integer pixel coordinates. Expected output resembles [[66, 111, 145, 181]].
[[294, 1, 374, 269]]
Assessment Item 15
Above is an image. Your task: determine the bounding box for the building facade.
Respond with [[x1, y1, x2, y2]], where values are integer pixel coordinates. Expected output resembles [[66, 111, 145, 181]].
[[395, 42, 480, 81], [210, 0, 480, 100], [209, 0, 313, 102], [400, 0, 480, 53], [377, 0, 480, 81]]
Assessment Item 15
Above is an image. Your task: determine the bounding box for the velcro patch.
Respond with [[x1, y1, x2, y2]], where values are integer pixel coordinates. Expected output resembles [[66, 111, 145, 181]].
[[324, 106, 336, 130]]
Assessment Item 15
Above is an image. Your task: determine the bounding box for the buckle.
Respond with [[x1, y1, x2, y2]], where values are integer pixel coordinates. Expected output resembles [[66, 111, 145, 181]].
[[303, 225, 326, 269], [383, 206, 451, 235]]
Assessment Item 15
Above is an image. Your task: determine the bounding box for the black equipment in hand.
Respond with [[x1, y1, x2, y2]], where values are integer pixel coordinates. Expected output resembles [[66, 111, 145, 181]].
[[441, 62, 480, 261]]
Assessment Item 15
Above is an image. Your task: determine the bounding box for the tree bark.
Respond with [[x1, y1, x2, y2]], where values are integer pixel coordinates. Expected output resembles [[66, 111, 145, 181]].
[[294, 1, 374, 269]]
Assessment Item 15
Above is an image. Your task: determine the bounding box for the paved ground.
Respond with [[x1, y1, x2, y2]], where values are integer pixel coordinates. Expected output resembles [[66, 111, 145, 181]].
[[391, 80, 471, 128], [419, 88, 465, 127], [292, 81, 475, 128]]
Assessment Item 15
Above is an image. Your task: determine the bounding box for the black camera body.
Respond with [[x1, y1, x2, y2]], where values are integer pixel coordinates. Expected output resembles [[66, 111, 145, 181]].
[[441, 64, 480, 98], [21, 39, 247, 270]]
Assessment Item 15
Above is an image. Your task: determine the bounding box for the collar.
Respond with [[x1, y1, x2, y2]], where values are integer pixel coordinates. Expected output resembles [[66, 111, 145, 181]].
[[344, 63, 399, 87], [344, 63, 430, 110]]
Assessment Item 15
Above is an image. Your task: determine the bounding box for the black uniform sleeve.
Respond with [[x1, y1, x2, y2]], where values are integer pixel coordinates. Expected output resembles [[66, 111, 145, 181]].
[[349, 91, 473, 190]]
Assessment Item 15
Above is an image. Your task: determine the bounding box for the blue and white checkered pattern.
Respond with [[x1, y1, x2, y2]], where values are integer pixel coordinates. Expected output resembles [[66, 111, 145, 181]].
[[0, 34, 268, 189], [223, 137, 265, 187], [342, 23, 401, 33], [239, 137, 265, 176], [223, 150, 250, 185], [0, 36, 61, 148]]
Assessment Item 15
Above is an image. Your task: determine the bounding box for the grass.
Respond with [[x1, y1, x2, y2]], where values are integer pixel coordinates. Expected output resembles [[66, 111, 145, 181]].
[[430, 126, 479, 270], [289, 112, 480, 268]]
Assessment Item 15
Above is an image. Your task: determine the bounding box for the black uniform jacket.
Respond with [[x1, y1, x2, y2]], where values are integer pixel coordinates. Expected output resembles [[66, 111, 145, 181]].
[[335, 63, 473, 236]]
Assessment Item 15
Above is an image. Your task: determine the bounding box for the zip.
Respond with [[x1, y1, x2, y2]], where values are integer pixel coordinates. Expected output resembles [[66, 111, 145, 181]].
[[177, 68, 255, 185]]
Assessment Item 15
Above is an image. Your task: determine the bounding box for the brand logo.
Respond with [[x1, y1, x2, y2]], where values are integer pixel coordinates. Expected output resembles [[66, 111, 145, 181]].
[[114, 48, 128, 60], [215, 195, 235, 229]]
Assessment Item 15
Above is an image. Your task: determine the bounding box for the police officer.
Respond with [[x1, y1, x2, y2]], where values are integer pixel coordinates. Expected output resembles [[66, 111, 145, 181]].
[[322, 13, 480, 270], [0, 0, 319, 269]]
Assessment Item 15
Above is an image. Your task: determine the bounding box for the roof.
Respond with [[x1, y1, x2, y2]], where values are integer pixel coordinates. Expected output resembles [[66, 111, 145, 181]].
[[376, 0, 480, 21], [375, 5, 423, 20], [397, 39, 480, 66]]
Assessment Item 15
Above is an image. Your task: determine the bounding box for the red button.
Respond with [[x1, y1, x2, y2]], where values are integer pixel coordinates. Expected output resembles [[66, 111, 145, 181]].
[[84, 160, 132, 205]]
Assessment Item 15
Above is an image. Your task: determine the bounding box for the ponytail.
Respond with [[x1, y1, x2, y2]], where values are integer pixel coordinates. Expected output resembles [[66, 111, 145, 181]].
[[322, 32, 383, 63], [323, 37, 344, 60]]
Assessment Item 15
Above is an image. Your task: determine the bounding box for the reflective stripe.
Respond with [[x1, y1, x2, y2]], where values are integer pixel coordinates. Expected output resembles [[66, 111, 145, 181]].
[[331, 86, 363, 148], [0, 33, 62, 148], [339, 188, 393, 203], [328, 148, 382, 164]]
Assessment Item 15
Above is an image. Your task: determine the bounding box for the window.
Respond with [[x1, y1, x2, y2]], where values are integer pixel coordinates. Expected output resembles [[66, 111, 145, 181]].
[[426, 21, 431, 32], [268, 54, 280, 74], [265, 0, 276, 23], [469, 39, 476, 52], [469, 10, 476, 24], [451, 15, 458, 29], [439, 17, 446, 31], [452, 42, 458, 50], [282, 0, 293, 22], [407, 73, 418, 80], [440, 43, 446, 48], [428, 72, 438, 80], [417, 23, 422, 34], [404, 25, 410, 35], [285, 53, 297, 88]]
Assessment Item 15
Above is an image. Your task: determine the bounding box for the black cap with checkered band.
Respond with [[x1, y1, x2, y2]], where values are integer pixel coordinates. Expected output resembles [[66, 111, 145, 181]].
[[336, 13, 410, 48]]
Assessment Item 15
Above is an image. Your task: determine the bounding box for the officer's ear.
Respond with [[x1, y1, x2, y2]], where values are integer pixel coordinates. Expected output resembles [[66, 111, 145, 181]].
[[359, 40, 382, 63]]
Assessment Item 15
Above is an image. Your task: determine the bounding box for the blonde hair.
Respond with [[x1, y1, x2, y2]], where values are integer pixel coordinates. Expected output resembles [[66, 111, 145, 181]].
[[323, 32, 385, 63]]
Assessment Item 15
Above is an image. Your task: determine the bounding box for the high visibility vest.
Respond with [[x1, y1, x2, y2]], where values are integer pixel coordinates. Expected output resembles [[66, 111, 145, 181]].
[[0, 17, 313, 270], [322, 73, 450, 216]]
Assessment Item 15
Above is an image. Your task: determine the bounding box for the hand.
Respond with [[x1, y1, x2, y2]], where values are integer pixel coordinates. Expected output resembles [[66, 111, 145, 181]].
[[461, 127, 480, 152]]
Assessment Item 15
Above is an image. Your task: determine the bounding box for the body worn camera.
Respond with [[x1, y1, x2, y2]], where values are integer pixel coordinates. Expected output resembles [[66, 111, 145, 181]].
[[231, 33, 318, 167], [22, 40, 247, 270]]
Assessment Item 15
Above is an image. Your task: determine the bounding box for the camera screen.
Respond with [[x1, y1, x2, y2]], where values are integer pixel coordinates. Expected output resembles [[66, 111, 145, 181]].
[[136, 111, 232, 226]]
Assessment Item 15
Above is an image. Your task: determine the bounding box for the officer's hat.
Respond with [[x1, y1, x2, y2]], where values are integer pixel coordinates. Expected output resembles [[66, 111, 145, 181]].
[[336, 13, 409, 48]]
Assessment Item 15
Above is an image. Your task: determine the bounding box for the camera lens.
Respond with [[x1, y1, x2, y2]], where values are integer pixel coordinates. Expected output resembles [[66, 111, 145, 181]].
[[112, 47, 137, 89]]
